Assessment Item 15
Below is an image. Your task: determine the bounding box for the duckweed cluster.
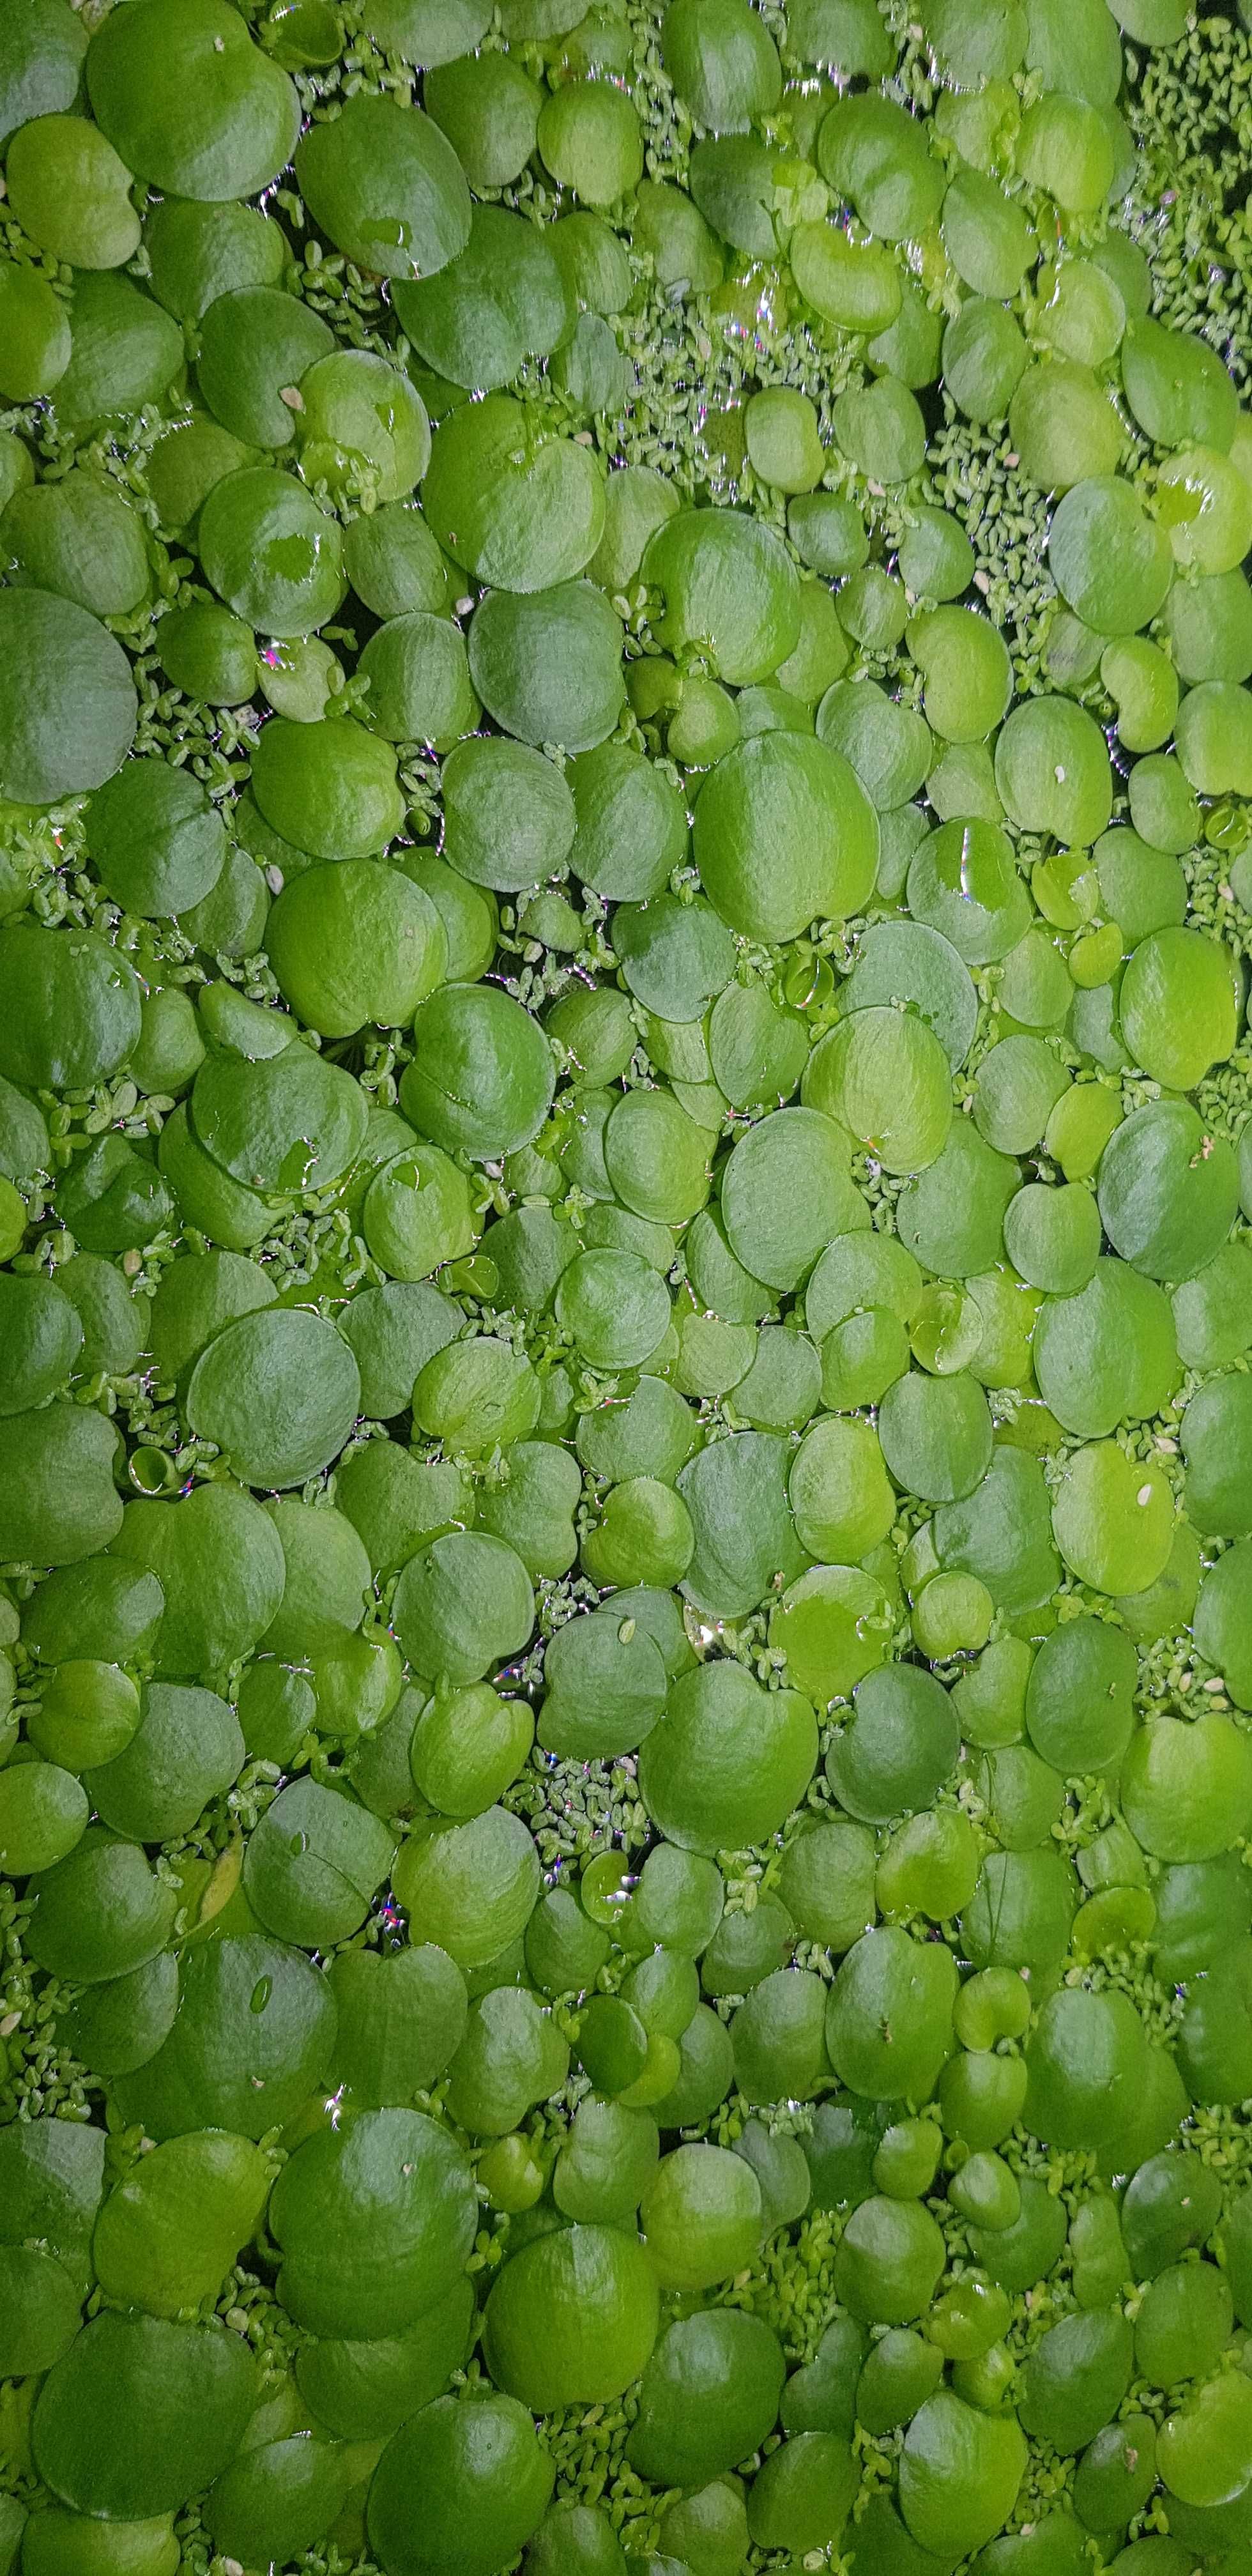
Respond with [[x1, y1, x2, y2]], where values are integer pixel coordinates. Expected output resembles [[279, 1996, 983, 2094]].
[[4, 0, 1252, 2572]]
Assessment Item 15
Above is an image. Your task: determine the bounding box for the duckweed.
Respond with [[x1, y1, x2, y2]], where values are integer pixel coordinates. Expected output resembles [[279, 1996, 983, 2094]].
[[2, 1, 1252, 2572]]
